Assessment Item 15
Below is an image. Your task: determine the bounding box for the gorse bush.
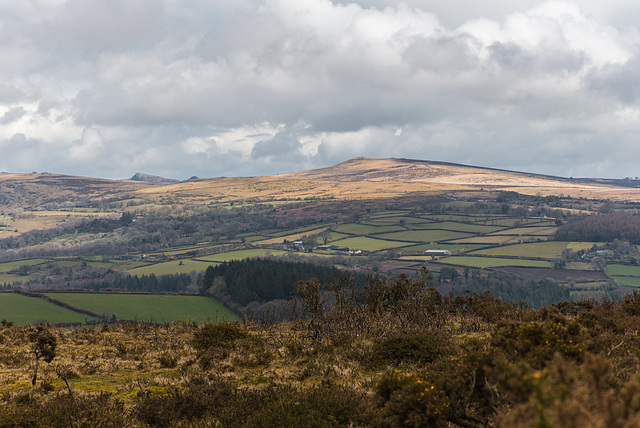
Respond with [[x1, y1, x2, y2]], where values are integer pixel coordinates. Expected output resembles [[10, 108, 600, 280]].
[[370, 330, 453, 367], [492, 319, 585, 368]]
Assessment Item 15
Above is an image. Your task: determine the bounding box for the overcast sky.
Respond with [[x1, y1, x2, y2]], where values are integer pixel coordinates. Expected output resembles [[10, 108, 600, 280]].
[[1, 0, 640, 180]]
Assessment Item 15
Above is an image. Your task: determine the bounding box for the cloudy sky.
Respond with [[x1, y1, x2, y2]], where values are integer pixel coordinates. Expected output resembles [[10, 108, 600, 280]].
[[1, 0, 640, 180]]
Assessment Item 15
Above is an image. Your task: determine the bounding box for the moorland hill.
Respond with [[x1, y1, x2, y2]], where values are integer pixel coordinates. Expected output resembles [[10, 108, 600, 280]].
[[3, 158, 640, 209]]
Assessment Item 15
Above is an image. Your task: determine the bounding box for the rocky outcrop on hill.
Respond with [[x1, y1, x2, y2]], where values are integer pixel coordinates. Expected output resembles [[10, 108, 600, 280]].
[[129, 172, 179, 185]]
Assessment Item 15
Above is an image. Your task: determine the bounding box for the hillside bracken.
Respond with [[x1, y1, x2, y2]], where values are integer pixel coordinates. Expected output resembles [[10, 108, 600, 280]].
[[3, 271, 640, 427]]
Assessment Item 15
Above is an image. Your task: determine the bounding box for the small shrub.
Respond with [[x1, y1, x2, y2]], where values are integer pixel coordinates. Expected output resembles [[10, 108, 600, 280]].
[[377, 370, 451, 427], [40, 379, 55, 394], [492, 319, 584, 368], [158, 352, 179, 369], [370, 330, 452, 367], [191, 322, 247, 351]]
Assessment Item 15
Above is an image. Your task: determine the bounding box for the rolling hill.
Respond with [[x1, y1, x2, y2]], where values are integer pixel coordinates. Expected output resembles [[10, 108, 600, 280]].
[[2, 158, 640, 210]]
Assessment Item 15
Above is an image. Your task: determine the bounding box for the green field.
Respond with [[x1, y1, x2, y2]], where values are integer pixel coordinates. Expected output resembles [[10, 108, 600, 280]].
[[196, 249, 287, 262], [607, 264, 640, 277], [0, 274, 26, 285], [149, 244, 223, 257], [390, 216, 433, 224], [414, 221, 505, 234], [335, 223, 405, 235], [437, 256, 553, 268], [127, 259, 216, 276], [0, 293, 99, 325], [370, 210, 409, 218], [471, 241, 594, 258], [400, 243, 488, 253], [471, 242, 568, 258], [331, 236, 412, 252], [267, 224, 331, 237], [450, 235, 544, 245], [376, 229, 472, 243], [325, 232, 350, 242], [0, 259, 50, 272], [613, 276, 640, 288], [398, 255, 453, 262], [492, 226, 558, 236], [45, 293, 238, 323]]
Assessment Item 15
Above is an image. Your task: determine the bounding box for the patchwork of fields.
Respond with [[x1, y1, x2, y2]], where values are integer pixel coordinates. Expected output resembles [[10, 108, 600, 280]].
[[2, 207, 638, 325]]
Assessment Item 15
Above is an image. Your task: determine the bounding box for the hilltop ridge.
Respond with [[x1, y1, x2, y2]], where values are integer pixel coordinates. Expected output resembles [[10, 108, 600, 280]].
[[2, 157, 640, 209]]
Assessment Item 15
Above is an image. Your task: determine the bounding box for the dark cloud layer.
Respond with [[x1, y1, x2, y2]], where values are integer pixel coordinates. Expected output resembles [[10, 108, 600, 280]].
[[0, 1, 639, 179]]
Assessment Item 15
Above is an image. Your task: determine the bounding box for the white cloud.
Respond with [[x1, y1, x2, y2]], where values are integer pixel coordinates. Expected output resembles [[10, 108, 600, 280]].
[[0, 0, 639, 179]]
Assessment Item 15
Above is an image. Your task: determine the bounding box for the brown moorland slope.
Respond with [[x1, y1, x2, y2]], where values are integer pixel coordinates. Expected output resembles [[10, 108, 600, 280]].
[[137, 157, 640, 203], [0, 173, 153, 209], [2, 158, 640, 209]]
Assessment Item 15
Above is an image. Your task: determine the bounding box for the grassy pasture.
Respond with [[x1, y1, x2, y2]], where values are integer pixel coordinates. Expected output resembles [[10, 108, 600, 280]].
[[370, 210, 409, 217], [0, 274, 26, 285], [449, 235, 542, 245], [147, 243, 220, 256], [436, 256, 553, 268], [361, 218, 408, 226], [86, 260, 148, 270], [389, 216, 433, 224], [149, 245, 221, 257], [127, 259, 215, 276], [490, 218, 529, 227], [607, 264, 640, 277], [400, 243, 488, 253], [417, 221, 505, 233], [567, 242, 596, 251], [375, 229, 472, 243], [425, 214, 497, 223], [0, 293, 99, 325], [330, 236, 412, 252], [30, 210, 113, 217], [613, 276, 640, 287], [398, 255, 453, 262], [45, 293, 238, 323], [196, 249, 287, 262], [335, 223, 405, 235], [471, 241, 580, 258], [257, 227, 331, 245], [266, 224, 332, 237], [477, 241, 593, 258], [0, 259, 49, 272], [491, 226, 558, 236], [326, 232, 350, 241]]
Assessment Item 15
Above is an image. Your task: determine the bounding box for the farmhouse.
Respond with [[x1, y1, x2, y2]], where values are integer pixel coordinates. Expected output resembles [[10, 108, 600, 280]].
[[424, 250, 452, 257], [293, 240, 304, 250]]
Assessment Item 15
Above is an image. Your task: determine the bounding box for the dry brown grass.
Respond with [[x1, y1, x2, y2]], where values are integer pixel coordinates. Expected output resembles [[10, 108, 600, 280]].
[[3, 158, 640, 214], [135, 158, 640, 204]]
